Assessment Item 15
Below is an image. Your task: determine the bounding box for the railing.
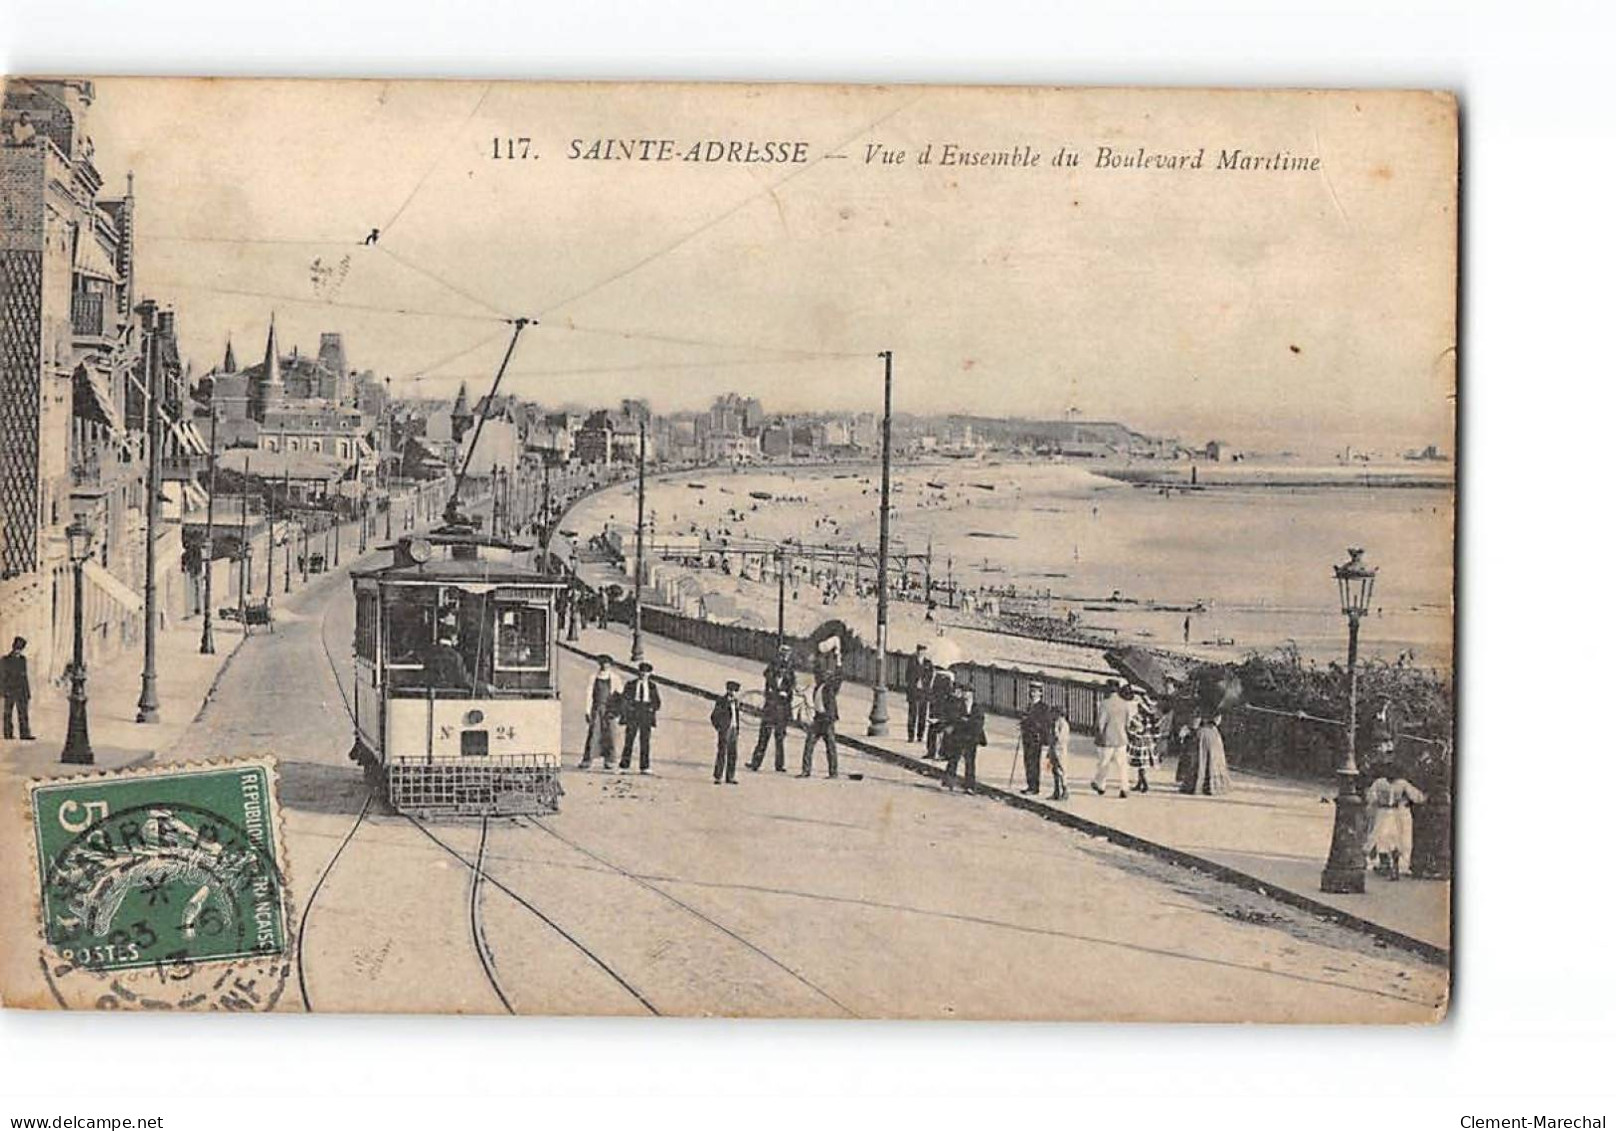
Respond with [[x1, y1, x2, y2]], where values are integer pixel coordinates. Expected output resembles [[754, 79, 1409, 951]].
[[636, 604, 1109, 736], [71, 291, 107, 338]]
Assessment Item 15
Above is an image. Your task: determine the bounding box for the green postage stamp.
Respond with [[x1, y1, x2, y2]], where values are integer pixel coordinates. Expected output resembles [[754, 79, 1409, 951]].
[[29, 760, 290, 983]]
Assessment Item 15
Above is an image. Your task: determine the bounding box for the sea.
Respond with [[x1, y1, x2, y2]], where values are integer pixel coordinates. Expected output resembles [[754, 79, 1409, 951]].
[[569, 458, 1454, 673]]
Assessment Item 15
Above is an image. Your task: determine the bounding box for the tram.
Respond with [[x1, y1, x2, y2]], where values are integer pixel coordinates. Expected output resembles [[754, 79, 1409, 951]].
[[348, 527, 566, 818]]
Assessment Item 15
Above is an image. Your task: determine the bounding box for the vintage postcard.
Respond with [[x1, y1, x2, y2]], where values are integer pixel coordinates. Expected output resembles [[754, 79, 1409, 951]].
[[0, 77, 1455, 1020]]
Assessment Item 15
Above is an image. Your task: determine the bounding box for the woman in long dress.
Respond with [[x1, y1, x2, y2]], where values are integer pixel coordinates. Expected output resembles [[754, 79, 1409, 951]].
[[1181, 715, 1232, 795], [1363, 770, 1427, 880]]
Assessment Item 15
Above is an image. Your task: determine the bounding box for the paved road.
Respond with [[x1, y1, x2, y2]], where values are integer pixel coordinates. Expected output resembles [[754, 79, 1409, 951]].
[[164, 571, 1447, 1022]]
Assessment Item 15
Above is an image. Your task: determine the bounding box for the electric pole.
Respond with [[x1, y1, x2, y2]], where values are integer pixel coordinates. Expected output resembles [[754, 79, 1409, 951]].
[[631, 417, 647, 663], [135, 301, 161, 723], [867, 350, 894, 737]]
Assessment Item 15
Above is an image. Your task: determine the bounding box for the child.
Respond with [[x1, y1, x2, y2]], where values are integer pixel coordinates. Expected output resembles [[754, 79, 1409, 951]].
[[1126, 692, 1160, 794], [1363, 765, 1427, 881]]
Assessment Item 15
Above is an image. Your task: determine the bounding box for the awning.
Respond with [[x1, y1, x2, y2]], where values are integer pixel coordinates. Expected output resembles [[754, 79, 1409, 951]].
[[72, 365, 121, 428], [83, 559, 142, 615], [74, 236, 120, 282], [174, 420, 209, 456]]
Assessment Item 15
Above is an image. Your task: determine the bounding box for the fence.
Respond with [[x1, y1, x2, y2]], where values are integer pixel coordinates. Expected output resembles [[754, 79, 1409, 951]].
[[637, 604, 1109, 736]]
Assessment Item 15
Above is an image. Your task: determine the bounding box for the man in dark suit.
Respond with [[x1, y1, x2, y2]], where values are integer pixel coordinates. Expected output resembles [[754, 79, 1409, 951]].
[[1018, 681, 1059, 795], [711, 680, 743, 784], [797, 667, 842, 779], [905, 643, 934, 744], [2, 637, 34, 741], [925, 667, 956, 760], [748, 644, 796, 772], [618, 661, 661, 773], [942, 685, 987, 792]]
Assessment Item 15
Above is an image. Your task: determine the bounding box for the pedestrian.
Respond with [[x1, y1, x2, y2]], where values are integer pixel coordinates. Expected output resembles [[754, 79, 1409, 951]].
[[748, 644, 796, 772], [941, 685, 986, 792], [1180, 713, 1233, 796], [1183, 615, 1191, 644], [1018, 681, 1058, 795], [1363, 764, 1426, 880], [711, 680, 743, 784], [1090, 681, 1137, 798], [1048, 711, 1070, 800], [618, 661, 661, 774], [2, 636, 35, 741], [1125, 687, 1160, 793], [925, 667, 956, 760], [798, 666, 842, 779], [905, 643, 934, 744], [578, 653, 620, 769]]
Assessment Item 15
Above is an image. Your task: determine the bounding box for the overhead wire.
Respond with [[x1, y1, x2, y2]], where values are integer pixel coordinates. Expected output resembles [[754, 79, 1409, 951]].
[[375, 83, 495, 240], [535, 93, 924, 319], [146, 278, 511, 324]]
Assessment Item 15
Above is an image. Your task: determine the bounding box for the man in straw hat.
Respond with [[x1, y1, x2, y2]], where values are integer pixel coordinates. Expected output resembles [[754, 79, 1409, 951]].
[[1091, 680, 1137, 798], [1019, 681, 1060, 796]]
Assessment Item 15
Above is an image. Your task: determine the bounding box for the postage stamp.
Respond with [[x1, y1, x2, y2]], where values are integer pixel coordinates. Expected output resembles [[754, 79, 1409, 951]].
[[28, 760, 290, 988]]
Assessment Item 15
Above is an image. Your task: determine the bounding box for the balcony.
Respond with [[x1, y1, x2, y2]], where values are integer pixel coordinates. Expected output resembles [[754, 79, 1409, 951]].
[[71, 291, 111, 340]]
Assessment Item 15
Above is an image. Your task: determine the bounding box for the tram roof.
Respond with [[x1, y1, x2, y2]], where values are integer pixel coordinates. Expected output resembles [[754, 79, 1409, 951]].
[[351, 556, 561, 585]]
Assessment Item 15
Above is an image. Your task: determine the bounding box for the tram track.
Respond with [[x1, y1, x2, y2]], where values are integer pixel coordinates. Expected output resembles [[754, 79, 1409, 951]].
[[468, 817, 516, 1014], [407, 816, 660, 1015], [310, 582, 655, 1014], [518, 814, 858, 1018]]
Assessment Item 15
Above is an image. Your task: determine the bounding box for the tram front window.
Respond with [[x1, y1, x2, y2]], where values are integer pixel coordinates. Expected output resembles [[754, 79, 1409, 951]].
[[387, 588, 482, 694], [495, 603, 548, 670]]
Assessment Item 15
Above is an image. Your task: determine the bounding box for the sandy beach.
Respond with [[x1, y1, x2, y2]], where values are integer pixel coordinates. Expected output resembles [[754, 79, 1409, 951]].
[[564, 457, 1454, 674]]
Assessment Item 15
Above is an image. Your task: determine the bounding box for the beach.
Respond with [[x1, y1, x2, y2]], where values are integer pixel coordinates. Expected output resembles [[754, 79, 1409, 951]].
[[564, 457, 1454, 675]]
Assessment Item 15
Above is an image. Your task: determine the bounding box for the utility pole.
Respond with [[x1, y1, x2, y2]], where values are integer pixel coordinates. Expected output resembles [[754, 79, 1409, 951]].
[[135, 301, 162, 723], [383, 376, 393, 542], [199, 393, 219, 655], [631, 418, 647, 663], [239, 453, 250, 628], [283, 468, 292, 593], [265, 465, 276, 602], [867, 350, 894, 737]]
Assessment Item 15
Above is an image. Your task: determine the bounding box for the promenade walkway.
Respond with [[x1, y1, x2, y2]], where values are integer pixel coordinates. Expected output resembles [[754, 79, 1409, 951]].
[[1, 512, 374, 784], [571, 623, 1451, 956]]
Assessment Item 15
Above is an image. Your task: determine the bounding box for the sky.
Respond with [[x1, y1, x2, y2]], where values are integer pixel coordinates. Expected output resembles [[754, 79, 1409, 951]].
[[84, 79, 1457, 454]]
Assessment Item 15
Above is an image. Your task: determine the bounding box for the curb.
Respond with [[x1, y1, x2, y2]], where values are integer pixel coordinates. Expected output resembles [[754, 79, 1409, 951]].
[[565, 639, 1450, 968]]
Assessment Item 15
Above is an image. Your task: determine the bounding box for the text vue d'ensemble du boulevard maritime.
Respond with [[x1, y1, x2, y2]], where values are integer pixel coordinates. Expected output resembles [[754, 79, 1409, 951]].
[[537, 136, 1322, 172]]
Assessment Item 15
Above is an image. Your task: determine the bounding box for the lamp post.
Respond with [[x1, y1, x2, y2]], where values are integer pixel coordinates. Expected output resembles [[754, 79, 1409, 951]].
[[775, 545, 788, 649], [135, 301, 161, 723], [1321, 546, 1379, 894], [631, 418, 647, 663], [867, 350, 894, 737], [199, 398, 219, 655], [61, 518, 96, 765]]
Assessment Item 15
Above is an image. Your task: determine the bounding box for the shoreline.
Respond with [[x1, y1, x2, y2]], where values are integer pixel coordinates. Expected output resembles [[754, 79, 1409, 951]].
[[554, 455, 1452, 677]]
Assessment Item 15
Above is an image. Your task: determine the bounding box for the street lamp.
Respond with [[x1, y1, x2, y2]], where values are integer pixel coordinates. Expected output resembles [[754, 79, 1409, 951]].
[[61, 517, 96, 765], [1321, 546, 1378, 894]]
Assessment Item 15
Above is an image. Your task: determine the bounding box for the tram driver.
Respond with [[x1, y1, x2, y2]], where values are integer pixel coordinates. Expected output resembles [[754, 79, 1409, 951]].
[[423, 626, 474, 691]]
